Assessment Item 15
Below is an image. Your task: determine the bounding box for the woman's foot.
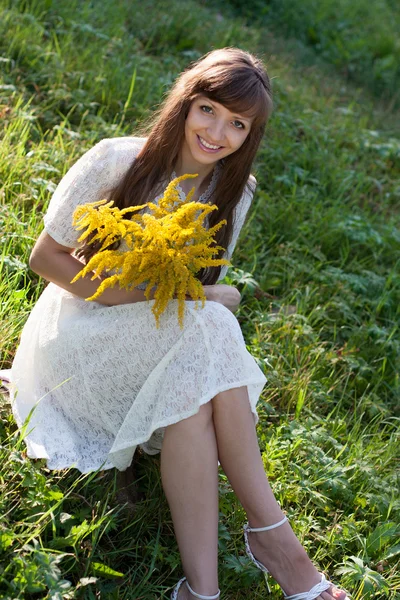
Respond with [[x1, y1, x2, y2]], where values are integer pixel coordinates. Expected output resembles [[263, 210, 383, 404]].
[[176, 583, 195, 600], [247, 520, 348, 600]]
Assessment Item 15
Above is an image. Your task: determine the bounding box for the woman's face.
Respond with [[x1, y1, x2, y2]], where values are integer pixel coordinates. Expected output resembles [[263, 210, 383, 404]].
[[181, 95, 253, 169]]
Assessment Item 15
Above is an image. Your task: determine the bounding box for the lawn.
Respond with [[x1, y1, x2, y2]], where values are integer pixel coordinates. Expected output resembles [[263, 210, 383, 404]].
[[0, 0, 399, 598]]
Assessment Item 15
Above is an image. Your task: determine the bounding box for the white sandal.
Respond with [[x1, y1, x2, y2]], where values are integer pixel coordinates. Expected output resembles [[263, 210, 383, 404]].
[[243, 516, 350, 600], [171, 576, 220, 600]]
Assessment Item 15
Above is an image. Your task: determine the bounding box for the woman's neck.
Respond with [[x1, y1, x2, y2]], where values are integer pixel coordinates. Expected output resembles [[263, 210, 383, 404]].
[[173, 157, 216, 198]]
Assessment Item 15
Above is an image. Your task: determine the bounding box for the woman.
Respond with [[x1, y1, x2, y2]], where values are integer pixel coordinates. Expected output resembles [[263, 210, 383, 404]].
[[8, 48, 349, 600]]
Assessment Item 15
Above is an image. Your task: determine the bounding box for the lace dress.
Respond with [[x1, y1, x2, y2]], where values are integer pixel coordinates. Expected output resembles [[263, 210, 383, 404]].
[[8, 136, 267, 473]]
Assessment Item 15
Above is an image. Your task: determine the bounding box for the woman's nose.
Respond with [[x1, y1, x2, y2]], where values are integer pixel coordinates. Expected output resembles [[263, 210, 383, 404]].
[[208, 120, 225, 143]]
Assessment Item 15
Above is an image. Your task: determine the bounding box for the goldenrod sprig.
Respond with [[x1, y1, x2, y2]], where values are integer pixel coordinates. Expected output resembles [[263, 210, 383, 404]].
[[71, 174, 231, 328]]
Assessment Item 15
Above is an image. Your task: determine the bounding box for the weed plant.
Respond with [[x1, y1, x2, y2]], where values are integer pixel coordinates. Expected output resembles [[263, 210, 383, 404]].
[[0, 0, 399, 598]]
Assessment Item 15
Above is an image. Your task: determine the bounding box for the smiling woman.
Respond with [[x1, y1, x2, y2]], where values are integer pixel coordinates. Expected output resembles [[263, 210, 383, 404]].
[[7, 47, 349, 600], [113, 47, 272, 278]]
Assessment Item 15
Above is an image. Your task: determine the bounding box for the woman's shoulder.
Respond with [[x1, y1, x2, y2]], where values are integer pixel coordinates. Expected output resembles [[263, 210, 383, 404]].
[[87, 136, 147, 178], [232, 174, 256, 220], [247, 173, 257, 194], [94, 135, 147, 159], [237, 174, 256, 207]]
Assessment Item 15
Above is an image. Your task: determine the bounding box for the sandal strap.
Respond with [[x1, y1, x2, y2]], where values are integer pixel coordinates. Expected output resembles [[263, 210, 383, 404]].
[[186, 580, 220, 599], [284, 574, 332, 600], [244, 515, 288, 532], [171, 577, 186, 600], [243, 516, 288, 593]]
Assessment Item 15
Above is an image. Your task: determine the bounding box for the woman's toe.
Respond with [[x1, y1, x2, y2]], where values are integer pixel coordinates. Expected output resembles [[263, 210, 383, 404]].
[[321, 586, 349, 600], [333, 586, 349, 600]]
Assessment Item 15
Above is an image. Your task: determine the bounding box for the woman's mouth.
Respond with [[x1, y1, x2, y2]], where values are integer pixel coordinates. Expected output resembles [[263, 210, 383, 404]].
[[197, 135, 223, 153]]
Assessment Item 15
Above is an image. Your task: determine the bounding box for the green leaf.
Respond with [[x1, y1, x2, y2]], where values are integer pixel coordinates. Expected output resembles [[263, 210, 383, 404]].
[[382, 543, 400, 561], [46, 490, 64, 501], [67, 520, 91, 543], [0, 530, 14, 550], [366, 522, 399, 558], [295, 387, 307, 418], [90, 562, 124, 579], [224, 554, 248, 573], [47, 537, 74, 550]]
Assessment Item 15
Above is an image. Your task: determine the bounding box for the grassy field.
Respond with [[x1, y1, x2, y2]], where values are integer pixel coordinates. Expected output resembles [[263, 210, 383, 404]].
[[1, 0, 399, 598], [221, 0, 400, 106]]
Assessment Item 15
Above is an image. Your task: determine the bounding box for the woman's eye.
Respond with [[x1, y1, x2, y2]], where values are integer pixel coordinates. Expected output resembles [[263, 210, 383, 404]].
[[200, 105, 213, 114], [233, 120, 245, 129]]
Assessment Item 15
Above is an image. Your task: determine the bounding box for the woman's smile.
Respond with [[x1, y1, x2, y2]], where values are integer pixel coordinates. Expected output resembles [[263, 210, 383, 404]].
[[197, 135, 224, 153]]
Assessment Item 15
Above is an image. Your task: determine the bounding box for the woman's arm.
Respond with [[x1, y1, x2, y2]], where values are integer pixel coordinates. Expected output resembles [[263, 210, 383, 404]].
[[29, 231, 148, 306], [30, 231, 240, 310], [203, 284, 241, 313]]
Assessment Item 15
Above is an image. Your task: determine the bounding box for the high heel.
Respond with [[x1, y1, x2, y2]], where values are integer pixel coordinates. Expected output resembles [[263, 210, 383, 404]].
[[171, 576, 221, 600], [243, 516, 350, 600]]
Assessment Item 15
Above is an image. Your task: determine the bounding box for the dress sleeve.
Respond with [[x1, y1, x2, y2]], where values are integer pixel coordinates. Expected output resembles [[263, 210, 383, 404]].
[[43, 138, 121, 248], [217, 175, 256, 281]]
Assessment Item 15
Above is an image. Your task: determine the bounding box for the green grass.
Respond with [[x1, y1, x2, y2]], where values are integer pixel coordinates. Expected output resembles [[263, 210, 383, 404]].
[[1, 0, 399, 598], [221, 0, 400, 106]]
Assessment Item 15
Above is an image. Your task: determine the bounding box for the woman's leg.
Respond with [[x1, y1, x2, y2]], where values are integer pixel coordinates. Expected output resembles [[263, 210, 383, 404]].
[[161, 402, 220, 598], [212, 386, 347, 600]]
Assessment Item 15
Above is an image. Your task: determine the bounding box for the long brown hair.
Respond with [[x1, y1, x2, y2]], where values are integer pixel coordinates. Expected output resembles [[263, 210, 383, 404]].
[[79, 47, 273, 284]]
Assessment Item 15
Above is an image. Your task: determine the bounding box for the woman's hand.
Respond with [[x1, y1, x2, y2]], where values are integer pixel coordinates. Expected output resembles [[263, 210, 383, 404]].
[[29, 231, 149, 306], [30, 232, 241, 312], [203, 284, 241, 313]]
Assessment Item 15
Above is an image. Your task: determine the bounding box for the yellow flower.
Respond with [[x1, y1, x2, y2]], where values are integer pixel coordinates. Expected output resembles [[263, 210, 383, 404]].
[[71, 174, 231, 328]]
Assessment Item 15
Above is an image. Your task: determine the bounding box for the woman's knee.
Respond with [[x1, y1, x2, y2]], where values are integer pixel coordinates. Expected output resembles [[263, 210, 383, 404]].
[[186, 401, 214, 430], [197, 400, 214, 422], [168, 401, 214, 434]]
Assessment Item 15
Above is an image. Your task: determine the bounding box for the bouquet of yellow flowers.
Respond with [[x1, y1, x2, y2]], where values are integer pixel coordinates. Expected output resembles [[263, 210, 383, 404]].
[[71, 174, 231, 328]]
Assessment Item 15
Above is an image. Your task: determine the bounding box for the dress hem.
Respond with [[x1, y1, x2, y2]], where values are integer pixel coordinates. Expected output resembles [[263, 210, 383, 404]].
[[109, 376, 265, 456], [17, 376, 266, 474]]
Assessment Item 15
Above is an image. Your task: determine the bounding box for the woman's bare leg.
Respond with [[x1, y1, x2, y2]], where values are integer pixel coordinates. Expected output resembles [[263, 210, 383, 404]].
[[212, 386, 347, 600], [161, 402, 220, 599]]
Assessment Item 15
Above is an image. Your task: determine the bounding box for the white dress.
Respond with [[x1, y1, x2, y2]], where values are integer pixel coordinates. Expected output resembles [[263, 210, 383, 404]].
[[9, 136, 267, 473]]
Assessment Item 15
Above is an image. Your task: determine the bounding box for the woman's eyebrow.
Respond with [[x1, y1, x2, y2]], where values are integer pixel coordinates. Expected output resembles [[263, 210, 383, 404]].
[[206, 99, 252, 123], [233, 114, 252, 123], [230, 111, 252, 124]]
